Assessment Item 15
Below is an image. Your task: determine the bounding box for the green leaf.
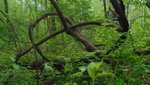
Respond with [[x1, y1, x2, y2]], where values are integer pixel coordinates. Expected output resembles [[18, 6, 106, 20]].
[[44, 63, 53, 72], [96, 72, 114, 78], [95, 61, 103, 70], [71, 72, 83, 78], [79, 66, 86, 72], [87, 61, 103, 78], [12, 64, 20, 70], [85, 50, 100, 57], [87, 62, 96, 78], [10, 56, 15, 62]]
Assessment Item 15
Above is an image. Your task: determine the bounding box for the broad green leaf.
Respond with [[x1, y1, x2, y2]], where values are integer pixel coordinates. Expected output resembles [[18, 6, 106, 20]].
[[87, 62, 96, 78], [87, 61, 103, 78]]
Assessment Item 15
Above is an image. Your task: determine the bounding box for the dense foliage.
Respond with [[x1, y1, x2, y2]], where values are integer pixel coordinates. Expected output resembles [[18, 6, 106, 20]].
[[0, 0, 150, 85]]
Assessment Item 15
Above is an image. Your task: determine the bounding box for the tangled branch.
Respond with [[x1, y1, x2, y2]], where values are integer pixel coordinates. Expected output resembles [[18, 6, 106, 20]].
[[16, 0, 129, 70]]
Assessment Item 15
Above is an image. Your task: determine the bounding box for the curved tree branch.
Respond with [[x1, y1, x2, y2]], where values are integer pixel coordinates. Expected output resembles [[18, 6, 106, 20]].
[[28, 12, 57, 62], [27, 0, 102, 63], [16, 12, 57, 63], [16, 20, 102, 63], [29, 12, 57, 29]]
